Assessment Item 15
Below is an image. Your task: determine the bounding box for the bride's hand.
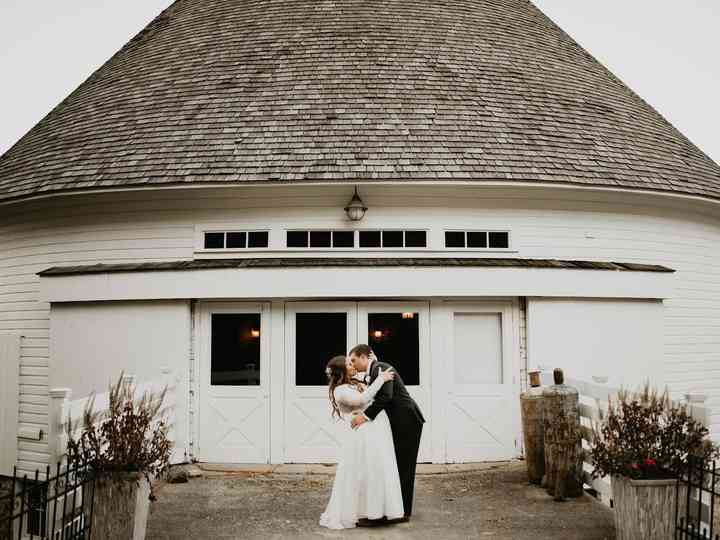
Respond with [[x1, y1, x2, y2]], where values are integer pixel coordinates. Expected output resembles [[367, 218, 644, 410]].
[[379, 368, 395, 382]]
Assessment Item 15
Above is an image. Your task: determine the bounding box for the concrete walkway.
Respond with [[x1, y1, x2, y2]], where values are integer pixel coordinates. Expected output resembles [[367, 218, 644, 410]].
[[146, 461, 616, 539]]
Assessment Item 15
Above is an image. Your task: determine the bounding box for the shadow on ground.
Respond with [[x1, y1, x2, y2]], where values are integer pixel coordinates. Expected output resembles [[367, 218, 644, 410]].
[[146, 461, 615, 539]]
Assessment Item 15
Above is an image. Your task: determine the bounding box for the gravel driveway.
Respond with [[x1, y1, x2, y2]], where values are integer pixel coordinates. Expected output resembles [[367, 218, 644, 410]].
[[146, 461, 615, 539]]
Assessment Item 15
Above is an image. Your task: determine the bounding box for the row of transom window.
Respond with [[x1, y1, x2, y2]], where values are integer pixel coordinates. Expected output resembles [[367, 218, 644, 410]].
[[203, 229, 510, 250]]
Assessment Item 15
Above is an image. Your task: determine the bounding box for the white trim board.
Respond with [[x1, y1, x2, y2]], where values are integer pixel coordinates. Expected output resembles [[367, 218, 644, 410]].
[[39, 266, 674, 303], [0, 333, 21, 476]]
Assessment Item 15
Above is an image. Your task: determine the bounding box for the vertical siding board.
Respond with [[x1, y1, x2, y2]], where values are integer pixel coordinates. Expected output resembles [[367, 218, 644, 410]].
[[0, 333, 20, 475]]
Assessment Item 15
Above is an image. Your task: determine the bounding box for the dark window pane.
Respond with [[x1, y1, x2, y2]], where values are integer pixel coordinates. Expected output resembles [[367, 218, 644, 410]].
[[226, 232, 247, 248], [404, 230, 427, 248], [445, 231, 465, 248], [204, 232, 225, 249], [296, 313, 347, 385], [211, 313, 261, 386], [359, 231, 381, 248], [310, 231, 332, 248], [382, 231, 404, 248], [248, 231, 269, 248], [467, 231, 488, 248], [287, 231, 308, 248], [368, 313, 420, 385], [488, 232, 509, 249], [332, 231, 355, 248]]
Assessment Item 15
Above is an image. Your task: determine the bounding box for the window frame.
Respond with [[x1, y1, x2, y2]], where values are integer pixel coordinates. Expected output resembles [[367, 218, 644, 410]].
[[285, 229, 359, 249], [198, 227, 272, 252], [194, 223, 514, 255], [443, 229, 512, 251], [284, 228, 430, 251]]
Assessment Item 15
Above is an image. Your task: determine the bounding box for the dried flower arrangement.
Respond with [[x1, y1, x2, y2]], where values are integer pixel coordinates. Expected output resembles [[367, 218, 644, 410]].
[[66, 373, 172, 497], [590, 383, 718, 480]]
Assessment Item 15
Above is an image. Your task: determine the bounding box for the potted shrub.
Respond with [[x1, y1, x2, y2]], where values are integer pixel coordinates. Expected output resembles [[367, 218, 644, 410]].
[[590, 384, 718, 540], [67, 374, 172, 540]]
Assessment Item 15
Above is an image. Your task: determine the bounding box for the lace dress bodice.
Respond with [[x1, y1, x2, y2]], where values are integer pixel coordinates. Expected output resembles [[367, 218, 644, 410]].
[[333, 373, 386, 416]]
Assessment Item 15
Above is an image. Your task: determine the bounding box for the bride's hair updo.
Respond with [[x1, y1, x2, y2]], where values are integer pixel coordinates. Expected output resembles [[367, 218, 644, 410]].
[[326, 355, 363, 419]]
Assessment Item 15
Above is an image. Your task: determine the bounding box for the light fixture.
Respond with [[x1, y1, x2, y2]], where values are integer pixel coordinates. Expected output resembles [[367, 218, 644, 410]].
[[344, 186, 368, 222], [402, 312, 415, 319], [373, 330, 383, 339], [250, 329, 260, 338]]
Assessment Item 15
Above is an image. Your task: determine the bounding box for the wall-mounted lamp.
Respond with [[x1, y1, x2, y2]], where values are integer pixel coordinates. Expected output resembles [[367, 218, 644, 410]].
[[250, 329, 260, 338], [344, 186, 368, 222]]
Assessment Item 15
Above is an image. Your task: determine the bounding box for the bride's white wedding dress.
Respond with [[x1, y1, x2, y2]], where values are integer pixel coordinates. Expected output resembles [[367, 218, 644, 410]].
[[319, 372, 405, 529]]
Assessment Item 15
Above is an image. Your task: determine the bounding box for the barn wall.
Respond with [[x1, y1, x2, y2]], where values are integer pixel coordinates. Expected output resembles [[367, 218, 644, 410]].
[[48, 300, 191, 463], [526, 298, 665, 389], [49, 301, 189, 396], [1, 184, 719, 473]]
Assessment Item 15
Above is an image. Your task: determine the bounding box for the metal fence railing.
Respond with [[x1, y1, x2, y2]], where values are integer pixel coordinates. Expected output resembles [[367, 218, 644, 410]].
[[1, 458, 95, 540], [675, 457, 719, 540]]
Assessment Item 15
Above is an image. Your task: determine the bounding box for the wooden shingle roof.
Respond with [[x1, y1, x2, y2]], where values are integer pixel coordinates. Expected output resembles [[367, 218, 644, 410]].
[[37, 258, 675, 276], [1, 0, 719, 203]]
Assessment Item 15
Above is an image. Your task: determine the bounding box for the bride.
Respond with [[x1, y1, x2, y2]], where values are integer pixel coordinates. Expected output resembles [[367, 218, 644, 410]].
[[319, 355, 405, 529]]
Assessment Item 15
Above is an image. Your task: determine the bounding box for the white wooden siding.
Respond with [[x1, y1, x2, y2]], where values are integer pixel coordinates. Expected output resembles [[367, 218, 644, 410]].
[[1, 184, 719, 473]]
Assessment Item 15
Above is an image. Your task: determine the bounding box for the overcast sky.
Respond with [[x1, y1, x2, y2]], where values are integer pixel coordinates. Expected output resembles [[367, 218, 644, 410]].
[[0, 1, 718, 163]]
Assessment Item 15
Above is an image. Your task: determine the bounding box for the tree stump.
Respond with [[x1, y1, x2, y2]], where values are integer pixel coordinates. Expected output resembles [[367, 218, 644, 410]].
[[520, 387, 545, 484], [612, 476, 687, 540], [542, 370, 583, 500]]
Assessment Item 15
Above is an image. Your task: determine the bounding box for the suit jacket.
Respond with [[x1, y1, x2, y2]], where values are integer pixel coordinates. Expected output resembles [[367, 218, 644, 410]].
[[363, 360, 425, 425]]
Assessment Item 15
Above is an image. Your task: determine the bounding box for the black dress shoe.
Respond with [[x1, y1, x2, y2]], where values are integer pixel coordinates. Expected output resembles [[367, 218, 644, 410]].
[[386, 516, 410, 524], [357, 517, 387, 527]]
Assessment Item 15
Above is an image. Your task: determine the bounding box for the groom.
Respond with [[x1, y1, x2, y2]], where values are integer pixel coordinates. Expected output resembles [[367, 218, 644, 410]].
[[348, 344, 425, 525]]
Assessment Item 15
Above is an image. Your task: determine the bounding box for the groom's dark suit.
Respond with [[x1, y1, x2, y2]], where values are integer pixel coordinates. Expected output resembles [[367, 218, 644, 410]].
[[363, 360, 425, 517]]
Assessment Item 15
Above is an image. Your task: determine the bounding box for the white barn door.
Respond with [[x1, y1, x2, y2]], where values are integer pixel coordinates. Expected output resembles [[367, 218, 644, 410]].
[[444, 302, 519, 462], [198, 302, 270, 463], [284, 302, 357, 462], [357, 302, 431, 462]]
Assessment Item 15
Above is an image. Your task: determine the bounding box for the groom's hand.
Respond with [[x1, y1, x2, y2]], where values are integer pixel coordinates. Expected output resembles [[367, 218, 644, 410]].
[[351, 414, 367, 430]]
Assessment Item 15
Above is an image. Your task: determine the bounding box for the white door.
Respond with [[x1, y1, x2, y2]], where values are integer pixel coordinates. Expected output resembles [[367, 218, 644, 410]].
[[198, 302, 270, 463], [284, 302, 358, 462], [445, 302, 519, 462], [357, 301, 432, 462]]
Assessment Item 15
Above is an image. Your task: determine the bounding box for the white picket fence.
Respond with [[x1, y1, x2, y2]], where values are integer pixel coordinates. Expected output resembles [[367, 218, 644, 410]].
[[539, 372, 710, 507], [48, 368, 181, 467]]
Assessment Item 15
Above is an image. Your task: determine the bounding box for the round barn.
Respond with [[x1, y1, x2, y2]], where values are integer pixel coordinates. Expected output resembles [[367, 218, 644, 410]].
[[1, 0, 719, 473]]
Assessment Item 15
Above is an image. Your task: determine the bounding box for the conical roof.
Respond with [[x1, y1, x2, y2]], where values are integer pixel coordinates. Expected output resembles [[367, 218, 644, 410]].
[[1, 0, 719, 203]]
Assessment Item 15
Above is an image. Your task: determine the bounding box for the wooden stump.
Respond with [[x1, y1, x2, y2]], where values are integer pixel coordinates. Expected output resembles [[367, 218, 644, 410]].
[[612, 476, 686, 540], [520, 388, 545, 484], [89, 473, 151, 540], [542, 386, 583, 500]]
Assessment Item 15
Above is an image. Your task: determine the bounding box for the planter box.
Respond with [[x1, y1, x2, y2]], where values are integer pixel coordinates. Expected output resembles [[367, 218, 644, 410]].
[[612, 475, 686, 540], [90, 473, 151, 540]]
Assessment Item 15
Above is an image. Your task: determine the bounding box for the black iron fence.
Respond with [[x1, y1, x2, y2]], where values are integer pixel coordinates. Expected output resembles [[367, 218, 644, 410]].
[[676, 456, 718, 540], [1, 458, 95, 540]]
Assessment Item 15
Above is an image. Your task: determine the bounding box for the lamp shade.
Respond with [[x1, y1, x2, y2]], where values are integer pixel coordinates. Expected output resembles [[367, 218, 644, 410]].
[[344, 188, 368, 221]]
